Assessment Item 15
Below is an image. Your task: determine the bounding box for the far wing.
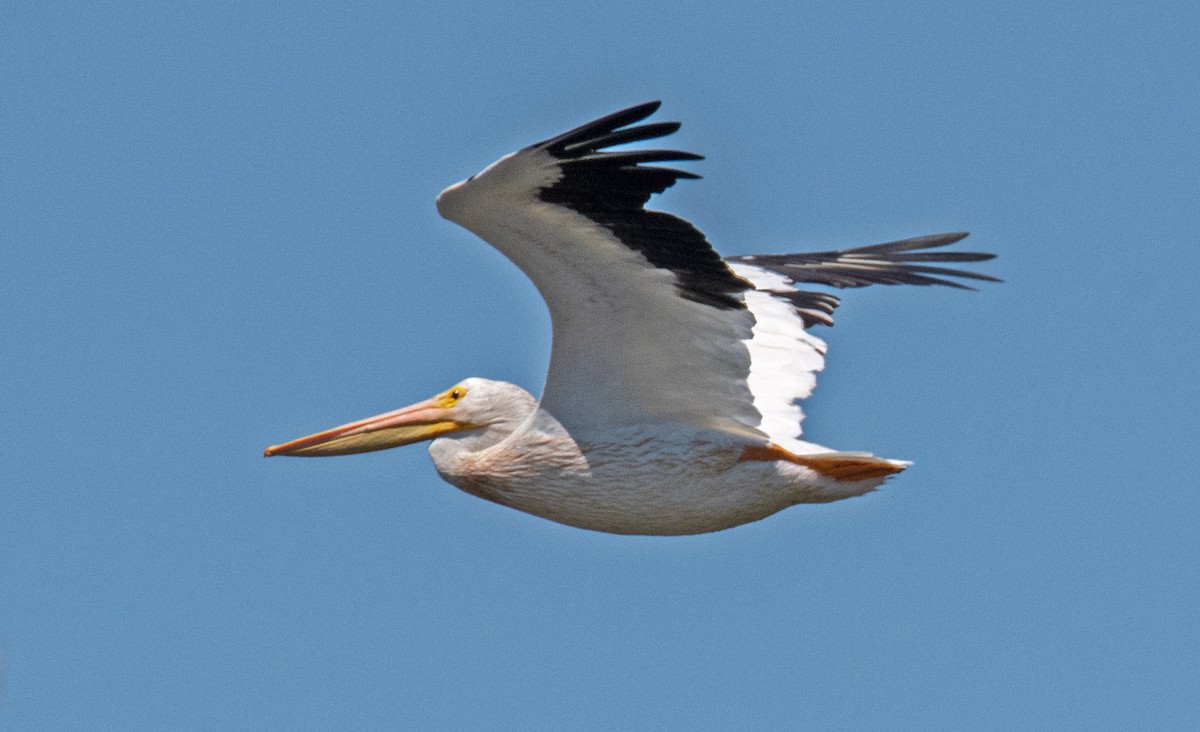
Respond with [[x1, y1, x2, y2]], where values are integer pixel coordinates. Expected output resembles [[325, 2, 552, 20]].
[[727, 234, 999, 449]]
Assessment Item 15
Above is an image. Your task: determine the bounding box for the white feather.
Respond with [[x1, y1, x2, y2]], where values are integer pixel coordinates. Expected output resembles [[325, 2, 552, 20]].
[[729, 262, 830, 453]]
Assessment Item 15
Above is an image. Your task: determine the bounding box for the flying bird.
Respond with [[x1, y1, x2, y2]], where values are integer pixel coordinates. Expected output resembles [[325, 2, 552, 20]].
[[264, 102, 997, 535]]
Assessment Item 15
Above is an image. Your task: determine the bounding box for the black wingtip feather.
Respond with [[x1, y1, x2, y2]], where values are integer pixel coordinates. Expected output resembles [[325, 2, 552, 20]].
[[561, 121, 683, 155], [532, 101, 664, 153], [571, 150, 705, 166]]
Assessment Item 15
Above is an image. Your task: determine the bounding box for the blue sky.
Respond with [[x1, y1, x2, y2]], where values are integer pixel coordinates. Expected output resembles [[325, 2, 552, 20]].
[[3, 2, 1197, 729]]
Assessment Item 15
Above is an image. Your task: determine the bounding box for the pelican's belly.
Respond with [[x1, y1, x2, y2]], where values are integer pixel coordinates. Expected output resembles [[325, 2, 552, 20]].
[[436, 427, 884, 535]]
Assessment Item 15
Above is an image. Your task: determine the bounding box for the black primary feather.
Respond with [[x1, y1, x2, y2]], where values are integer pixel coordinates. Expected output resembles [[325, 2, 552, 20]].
[[527, 104, 999, 317]]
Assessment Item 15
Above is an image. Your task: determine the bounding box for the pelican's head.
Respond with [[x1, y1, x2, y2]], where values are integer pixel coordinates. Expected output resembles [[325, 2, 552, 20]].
[[263, 378, 535, 458]]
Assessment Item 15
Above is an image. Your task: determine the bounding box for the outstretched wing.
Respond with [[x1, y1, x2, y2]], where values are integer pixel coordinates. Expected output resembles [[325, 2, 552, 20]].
[[435, 102, 764, 439]]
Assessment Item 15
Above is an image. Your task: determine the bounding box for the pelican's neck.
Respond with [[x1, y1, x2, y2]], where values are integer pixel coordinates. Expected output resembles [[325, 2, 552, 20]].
[[426, 404, 575, 485]]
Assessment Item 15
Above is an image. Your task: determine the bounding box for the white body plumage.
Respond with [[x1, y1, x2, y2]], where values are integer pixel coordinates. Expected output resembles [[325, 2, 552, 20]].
[[425, 380, 883, 535]]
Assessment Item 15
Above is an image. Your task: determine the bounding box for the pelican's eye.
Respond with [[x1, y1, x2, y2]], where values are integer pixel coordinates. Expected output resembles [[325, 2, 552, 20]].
[[448, 387, 466, 403]]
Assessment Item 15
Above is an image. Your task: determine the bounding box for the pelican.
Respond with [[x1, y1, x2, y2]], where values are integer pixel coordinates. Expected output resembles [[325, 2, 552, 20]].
[[265, 102, 997, 535]]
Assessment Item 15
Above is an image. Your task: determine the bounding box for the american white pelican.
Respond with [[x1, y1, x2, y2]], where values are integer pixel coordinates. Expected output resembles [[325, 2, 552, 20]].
[[265, 102, 997, 535]]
